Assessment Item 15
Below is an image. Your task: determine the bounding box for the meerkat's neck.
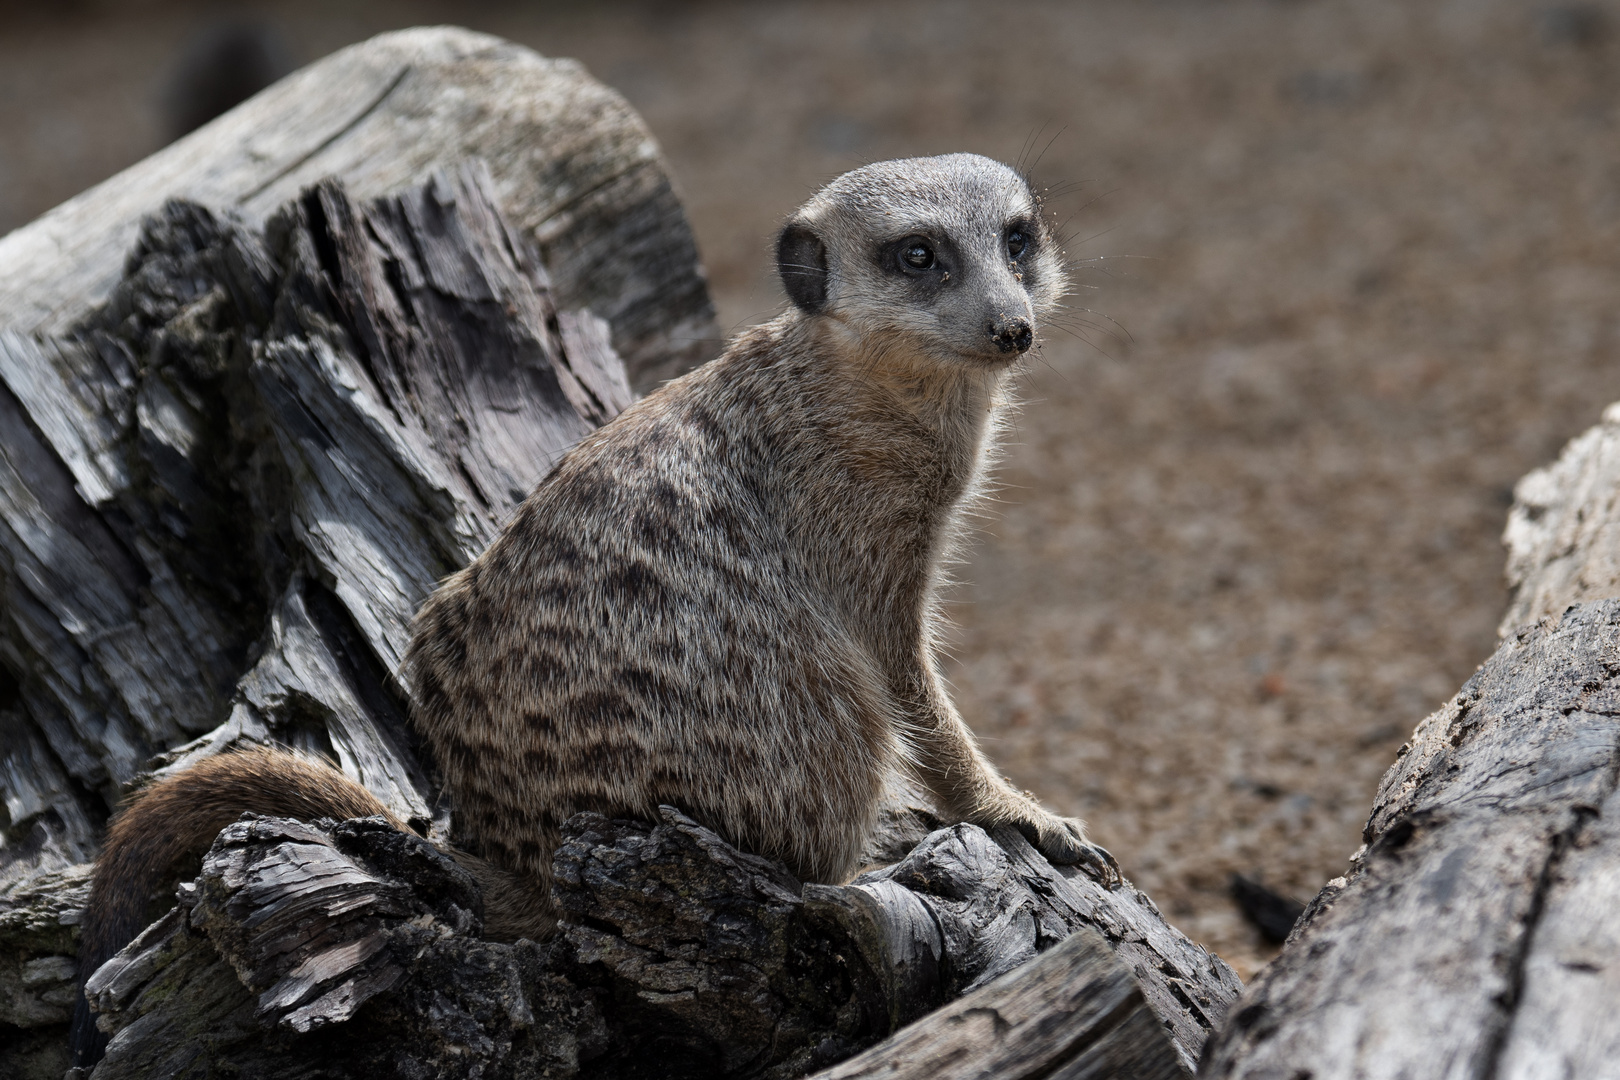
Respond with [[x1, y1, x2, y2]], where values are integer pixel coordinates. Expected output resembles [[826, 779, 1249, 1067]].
[[748, 314, 1013, 664], [807, 314, 1012, 476]]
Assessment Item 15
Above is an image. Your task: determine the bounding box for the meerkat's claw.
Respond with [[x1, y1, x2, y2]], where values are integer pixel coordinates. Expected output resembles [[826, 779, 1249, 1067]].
[[1021, 814, 1122, 888], [1077, 843, 1122, 888]]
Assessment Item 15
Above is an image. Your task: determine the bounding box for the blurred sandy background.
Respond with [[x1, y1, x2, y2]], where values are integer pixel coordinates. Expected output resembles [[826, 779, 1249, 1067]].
[[7, 0, 1620, 976]]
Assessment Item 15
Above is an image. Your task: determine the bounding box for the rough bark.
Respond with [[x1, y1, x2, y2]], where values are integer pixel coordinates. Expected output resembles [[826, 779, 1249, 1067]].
[[805, 930, 1184, 1080], [0, 865, 92, 1028], [0, 159, 640, 888], [67, 807, 1230, 1079], [1200, 598, 1620, 1078], [0, 26, 716, 391], [1501, 401, 1620, 635], [0, 148, 648, 1073], [0, 27, 716, 901], [1199, 396, 1620, 1078]]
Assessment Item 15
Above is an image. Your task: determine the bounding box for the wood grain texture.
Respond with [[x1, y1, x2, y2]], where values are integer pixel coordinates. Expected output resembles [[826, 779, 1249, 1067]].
[[1492, 779, 1620, 1078], [0, 864, 91, 1029], [821, 823, 1238, 1074], [0, 25, 713, 890], [75, 808, 1230, 1079], [0, 26, 714, 889], [805, 927, 1182, 1080], [0, 26, 716, 388], [1200, 599, 1620, 1079], [1501, 402, 1620, 635], [84, 815, 574, 1080], [0, 158, 640, 887]]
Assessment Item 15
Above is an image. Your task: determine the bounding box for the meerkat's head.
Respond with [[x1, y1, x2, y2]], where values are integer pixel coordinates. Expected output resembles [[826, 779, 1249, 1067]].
[[776, 153, 1065, 367]]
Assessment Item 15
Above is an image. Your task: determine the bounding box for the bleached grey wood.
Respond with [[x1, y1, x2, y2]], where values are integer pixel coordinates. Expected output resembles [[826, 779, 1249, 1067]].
[[0, 26, 716, 389], [1491, 780, 1620, 1078], [1200, 599, 1620, 1079], [1501, 402, 1620, 634], [991, 827, 1240, 1072]]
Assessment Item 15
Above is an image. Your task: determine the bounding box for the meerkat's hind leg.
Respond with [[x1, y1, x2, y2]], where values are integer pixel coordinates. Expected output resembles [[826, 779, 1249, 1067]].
[[447, 849, 558, 941]]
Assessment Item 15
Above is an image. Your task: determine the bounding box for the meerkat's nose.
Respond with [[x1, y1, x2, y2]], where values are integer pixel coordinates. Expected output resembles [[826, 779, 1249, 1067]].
[[989, 315, 1033, 354]]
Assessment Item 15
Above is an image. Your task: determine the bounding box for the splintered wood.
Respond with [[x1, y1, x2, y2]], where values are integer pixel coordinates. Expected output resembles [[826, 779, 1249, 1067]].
[[0, 27, 714, 892]]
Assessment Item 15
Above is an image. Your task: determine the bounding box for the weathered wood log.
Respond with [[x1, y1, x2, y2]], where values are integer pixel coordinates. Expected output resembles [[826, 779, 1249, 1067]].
[[1199, 397, 1620, 1077], [0, 25, 715, 894], [806, 930, 1183, 1080], [1200, 598, 1620, 1078], [0, 866, 92, 1026], [1501, 401, 1620, 634], [83, 815, 561, 1080], [0, 161, 618, 881], [0, 102, 669, 1068], [0, 865, 91, 1078], [70, 807, 1230, 1079], [0, 26, 715, 390]]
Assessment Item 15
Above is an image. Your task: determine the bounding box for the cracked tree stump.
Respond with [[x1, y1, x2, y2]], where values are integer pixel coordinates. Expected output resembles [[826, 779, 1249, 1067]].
[[0, 26, 716, 904], [0, 26, 716, 393]]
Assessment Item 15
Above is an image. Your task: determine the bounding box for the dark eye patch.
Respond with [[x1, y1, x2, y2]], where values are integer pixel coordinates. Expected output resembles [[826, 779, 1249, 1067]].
[[878, 233, 951, 281]]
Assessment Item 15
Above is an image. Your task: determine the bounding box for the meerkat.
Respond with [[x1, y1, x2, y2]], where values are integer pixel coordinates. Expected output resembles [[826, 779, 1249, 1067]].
[[72, 153, 1116, 1065]]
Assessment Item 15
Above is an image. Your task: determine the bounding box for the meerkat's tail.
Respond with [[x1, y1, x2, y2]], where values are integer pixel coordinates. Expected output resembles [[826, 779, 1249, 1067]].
[[69, 746, 400, 1069]]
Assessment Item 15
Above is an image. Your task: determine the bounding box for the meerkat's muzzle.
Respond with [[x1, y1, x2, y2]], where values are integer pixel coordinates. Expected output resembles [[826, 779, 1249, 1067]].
[[989, 314, 1034, 354]]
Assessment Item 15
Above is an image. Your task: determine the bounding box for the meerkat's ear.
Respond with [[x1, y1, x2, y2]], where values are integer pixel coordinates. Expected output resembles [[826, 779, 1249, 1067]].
[[776, 222, 828, 314]]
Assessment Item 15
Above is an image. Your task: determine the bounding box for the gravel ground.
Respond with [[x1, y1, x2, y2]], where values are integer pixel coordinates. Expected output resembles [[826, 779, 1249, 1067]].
[[7, 0, 1620, 977]]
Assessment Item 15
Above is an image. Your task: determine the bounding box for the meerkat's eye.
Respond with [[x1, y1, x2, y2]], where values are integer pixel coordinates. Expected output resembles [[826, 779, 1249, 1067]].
[[1006, 228, 1029, 260], [899, 238, 936, 271]]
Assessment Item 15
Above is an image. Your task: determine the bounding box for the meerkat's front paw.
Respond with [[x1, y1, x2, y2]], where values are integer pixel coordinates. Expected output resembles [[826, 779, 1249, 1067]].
[[1015, 810, 1122, 887]]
